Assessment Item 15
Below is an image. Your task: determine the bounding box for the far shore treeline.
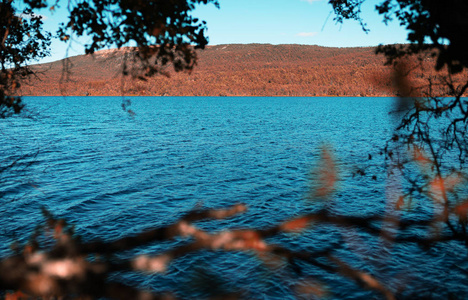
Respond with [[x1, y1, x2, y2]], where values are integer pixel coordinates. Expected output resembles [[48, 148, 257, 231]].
[[21, 44, 466, 97]]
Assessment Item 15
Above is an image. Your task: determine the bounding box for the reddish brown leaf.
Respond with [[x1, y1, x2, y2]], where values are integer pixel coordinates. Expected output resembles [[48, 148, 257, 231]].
[[5, 291, 28, 300], [295, 279, 328, 298], [395, 195, 405, 210], [281, 216, 312, 232], [413, 146, 432, 166], [310, 146, 338, 199], [454, 200, 468, 221]]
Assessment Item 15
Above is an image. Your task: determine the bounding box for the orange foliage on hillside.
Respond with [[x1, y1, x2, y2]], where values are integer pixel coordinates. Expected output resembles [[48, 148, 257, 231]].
[[18, 44, 467, 97]]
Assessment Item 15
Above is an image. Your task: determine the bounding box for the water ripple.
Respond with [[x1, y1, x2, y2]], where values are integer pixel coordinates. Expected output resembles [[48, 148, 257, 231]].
[[1, 96, 467, 298]]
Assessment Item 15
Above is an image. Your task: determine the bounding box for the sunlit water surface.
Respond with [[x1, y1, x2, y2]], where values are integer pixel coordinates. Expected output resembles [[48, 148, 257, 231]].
[[1, 97, 467, 298]]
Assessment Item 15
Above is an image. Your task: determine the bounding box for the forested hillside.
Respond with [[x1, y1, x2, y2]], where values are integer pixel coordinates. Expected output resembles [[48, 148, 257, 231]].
[[19, 44, 464, 97]]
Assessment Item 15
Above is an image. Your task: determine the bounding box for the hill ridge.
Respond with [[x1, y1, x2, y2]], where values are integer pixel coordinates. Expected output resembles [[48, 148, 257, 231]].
[[19, 43, 442, 97]]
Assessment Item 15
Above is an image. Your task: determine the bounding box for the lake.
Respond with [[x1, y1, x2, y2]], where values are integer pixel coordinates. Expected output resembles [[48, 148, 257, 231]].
[[1, 96, 467, 299]]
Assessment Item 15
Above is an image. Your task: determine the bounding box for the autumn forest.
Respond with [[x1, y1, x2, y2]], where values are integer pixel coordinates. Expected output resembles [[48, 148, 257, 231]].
[[19, 44, 467, 97]]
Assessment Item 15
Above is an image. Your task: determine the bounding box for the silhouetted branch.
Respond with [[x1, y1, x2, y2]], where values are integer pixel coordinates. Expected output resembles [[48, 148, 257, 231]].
[[78, 204, 247, 255]]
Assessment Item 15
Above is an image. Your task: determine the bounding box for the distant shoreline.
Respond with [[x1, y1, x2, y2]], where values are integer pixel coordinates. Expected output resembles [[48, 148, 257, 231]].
[[20, 44, 459, 97]]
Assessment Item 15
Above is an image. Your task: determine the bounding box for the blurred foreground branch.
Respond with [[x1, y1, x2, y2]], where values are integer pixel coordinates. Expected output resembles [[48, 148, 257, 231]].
[[2, 143, 467, 300]]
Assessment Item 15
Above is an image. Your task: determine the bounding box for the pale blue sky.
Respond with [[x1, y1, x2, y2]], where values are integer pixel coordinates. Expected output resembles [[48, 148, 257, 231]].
[[34, 0, 409, 64]]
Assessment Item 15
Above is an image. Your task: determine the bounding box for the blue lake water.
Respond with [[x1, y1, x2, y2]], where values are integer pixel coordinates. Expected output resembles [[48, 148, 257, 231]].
[[1, 96, 467, 298]]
